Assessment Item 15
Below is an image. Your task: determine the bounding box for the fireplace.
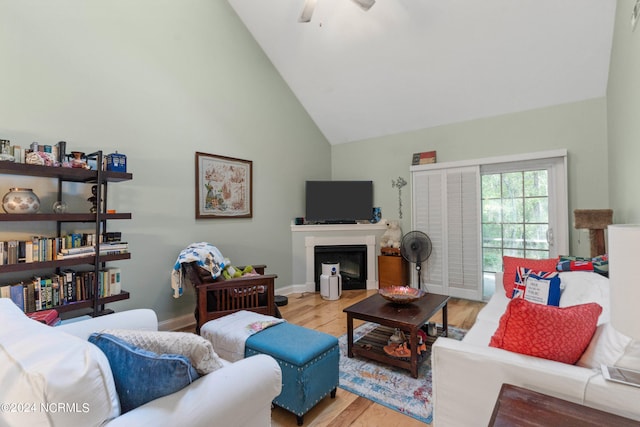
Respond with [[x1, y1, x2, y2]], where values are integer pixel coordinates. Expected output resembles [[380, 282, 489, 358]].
[[314, 245, 367, 291], [290, 222, 387, 292]]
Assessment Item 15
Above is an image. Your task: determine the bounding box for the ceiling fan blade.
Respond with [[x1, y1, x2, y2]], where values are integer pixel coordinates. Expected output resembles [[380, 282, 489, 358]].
[[351, 0, 375, 11], [299, 0, 317, 23]]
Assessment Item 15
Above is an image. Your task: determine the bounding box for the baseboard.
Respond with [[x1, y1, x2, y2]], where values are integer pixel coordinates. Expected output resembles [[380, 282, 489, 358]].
[[159, 313, 196, 331], [276, 283, 313, 295]]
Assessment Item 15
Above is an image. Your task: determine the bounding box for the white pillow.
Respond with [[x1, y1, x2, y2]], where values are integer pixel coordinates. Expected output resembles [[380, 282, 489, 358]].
[[0, 299, 120, 426], [558, 271, 610, 324], [576, 323, 631, 369], [102, 329, 224, 374], [616, 339, 640, 371]]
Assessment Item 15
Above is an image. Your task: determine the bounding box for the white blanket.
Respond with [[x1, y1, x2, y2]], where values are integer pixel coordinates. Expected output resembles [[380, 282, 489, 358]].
[[200, 310, 285, 362]]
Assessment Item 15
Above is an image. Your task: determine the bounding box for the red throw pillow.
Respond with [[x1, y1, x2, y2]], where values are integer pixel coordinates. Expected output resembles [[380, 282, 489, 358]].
[[502, 256, 559, 298], [489, 298, 602, 364]]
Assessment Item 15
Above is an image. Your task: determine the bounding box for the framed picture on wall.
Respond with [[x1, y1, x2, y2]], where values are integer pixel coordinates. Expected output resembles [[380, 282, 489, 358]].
[[195, 152, 252, 219]]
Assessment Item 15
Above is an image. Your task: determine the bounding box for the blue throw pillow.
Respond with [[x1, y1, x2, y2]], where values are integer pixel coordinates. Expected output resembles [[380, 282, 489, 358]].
[[512, 267, 562, 306], [88, 333, 200, 413]]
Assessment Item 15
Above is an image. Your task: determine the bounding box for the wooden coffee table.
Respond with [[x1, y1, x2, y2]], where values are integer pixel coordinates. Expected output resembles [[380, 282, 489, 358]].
[[343, 292, 450, 378]]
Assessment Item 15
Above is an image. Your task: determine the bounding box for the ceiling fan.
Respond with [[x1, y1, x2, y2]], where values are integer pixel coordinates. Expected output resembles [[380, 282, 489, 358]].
[[299, 0, 376, 23]]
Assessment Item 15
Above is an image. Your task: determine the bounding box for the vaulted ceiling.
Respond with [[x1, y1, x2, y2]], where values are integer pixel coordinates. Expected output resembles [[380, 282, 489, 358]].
[[228, 0, 617, 145]]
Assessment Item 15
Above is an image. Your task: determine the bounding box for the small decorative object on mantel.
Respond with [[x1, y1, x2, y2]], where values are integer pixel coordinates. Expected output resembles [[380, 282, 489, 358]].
[[391, 177, 407, 219], [2, 188, 40, 214], [411, 150, 436, 166], [371, 206, 381, 223]]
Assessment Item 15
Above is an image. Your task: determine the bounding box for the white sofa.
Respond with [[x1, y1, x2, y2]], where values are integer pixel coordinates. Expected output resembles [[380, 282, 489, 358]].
[[432, 271, 640, 427], [0, 299, 282, 427]]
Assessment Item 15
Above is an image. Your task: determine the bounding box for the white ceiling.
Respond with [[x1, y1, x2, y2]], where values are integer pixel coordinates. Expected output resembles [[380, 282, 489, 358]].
[[228, 0, 617, 145]]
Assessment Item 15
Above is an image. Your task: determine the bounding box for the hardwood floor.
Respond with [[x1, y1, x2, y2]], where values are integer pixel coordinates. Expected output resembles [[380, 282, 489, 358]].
[[269, 289, 485, 427]]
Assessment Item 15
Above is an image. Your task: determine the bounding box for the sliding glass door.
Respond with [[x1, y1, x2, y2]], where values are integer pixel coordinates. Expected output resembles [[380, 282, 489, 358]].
[[481, 167, 557, 298], [411, 151, 568, 301]]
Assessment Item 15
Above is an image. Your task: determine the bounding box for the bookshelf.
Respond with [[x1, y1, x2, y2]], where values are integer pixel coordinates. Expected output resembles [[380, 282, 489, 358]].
[[0, 151, 132, 318]]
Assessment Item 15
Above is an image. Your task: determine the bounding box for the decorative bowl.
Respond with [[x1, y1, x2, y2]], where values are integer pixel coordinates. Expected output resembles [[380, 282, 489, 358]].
[[378, 286, 426, 304]]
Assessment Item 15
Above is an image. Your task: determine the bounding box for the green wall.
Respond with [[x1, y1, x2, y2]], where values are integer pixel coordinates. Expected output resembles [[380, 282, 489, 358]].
[[1, 0, 631, 324], [0, 1, 331, 323], [608, 0, 640, 223], [332, 98, 609, 257]]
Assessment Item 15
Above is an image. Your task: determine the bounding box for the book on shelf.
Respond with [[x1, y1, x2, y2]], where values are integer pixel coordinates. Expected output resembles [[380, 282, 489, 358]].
[[99, 241, 128, 249], [1, 269, 125, 311], [18, 241, 26, 263], [25, 240, 33, 263], [60, 245, 95, 255], [32, 276, 42, 310], [0, 284, 11, 299], [40, 277, 53, 309], [7, 240, 18, 264], [102, 232, 122, 242], [24, 280, 36, 313], [61, 269, 76, 302], [50, 274, 61, 307], [107, 267, 122, 295], [10, 283, 25, 312], [0, 237, 129, 264]]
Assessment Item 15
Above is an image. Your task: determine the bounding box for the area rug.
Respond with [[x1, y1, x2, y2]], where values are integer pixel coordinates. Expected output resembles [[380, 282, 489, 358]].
[[337, 323, 466, 424]]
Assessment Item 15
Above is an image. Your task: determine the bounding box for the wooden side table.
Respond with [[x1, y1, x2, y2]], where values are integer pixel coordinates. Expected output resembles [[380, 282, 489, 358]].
[[489, 383, 640, 426], [377, 254, 409, 288]]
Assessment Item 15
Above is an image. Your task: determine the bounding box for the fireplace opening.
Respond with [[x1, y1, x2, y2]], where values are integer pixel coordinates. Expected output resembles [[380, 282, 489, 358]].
[[314, 245, 367, 291]]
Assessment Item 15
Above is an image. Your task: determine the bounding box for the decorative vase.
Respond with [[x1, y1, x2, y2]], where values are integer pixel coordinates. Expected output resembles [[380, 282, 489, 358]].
[[2, 188, 40, 214]]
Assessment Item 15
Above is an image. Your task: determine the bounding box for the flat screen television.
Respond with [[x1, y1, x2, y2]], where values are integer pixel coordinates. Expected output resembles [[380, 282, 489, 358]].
[[305, 180, 373, 224]]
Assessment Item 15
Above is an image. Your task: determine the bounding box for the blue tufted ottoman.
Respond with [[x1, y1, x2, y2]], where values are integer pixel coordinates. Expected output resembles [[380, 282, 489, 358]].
[[245, 322, 339, 425]]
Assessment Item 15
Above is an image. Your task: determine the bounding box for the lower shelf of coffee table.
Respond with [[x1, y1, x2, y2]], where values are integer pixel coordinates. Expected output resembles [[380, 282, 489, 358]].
[[352, 324, 443, 372]]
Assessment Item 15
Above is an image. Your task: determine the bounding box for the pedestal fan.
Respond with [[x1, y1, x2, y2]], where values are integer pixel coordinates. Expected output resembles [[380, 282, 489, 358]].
[[400, 231, 433, 289]]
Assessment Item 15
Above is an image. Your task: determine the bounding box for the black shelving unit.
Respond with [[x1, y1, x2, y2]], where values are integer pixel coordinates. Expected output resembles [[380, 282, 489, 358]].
[[0, 152, 132, 317]]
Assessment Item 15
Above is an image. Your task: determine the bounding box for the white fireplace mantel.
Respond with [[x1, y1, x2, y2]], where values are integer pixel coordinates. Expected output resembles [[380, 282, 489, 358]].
[[291, 222, 387, 292]]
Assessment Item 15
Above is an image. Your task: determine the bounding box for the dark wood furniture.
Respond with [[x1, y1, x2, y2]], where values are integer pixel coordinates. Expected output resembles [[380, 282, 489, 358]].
[[0, 155, 132, 317], [183, 262, 277, 333], [377, 254, 409, 288], [343, 292, 449, 378], [489, 383, 640, 427]]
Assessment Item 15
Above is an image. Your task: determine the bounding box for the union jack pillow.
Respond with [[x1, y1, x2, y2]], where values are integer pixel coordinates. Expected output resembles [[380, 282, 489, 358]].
[[512, 267, 563, 306], [557, 255, 609, 277]]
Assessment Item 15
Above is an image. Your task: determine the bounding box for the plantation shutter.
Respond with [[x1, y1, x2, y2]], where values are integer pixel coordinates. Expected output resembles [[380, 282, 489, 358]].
[[412, 166, 482, 300], [413, 170, 444, 291], [446, 168, 481, 299]]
